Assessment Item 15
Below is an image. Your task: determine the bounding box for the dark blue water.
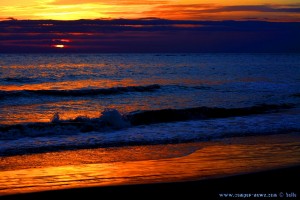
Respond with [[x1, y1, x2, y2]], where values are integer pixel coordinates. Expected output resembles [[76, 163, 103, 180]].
[[1, 53, 300, 156]]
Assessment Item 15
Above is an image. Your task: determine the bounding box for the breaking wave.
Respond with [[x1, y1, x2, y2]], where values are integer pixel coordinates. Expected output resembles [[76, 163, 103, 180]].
[[0, 103, 294, 140], [0, 103, 299, 156]]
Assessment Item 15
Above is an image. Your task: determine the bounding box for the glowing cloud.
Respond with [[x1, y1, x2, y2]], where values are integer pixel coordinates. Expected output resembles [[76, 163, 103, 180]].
[[0, 0, 299, 21]]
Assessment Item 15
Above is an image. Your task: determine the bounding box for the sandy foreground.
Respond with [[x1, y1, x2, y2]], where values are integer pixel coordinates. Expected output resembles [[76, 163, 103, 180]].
[[1, 133, 300, 199]]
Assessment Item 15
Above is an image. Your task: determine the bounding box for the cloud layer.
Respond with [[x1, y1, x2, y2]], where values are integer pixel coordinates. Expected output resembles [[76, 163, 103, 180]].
[[0, 0, 300, 21], [1, 19, 299, 53]]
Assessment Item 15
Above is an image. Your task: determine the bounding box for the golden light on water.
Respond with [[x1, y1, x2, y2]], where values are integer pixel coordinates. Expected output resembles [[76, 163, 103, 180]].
[[0, 78, 152, 124]]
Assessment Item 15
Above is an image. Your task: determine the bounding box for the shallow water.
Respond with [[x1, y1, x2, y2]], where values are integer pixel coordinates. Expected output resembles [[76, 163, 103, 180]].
[[1, 133, 300, 196]]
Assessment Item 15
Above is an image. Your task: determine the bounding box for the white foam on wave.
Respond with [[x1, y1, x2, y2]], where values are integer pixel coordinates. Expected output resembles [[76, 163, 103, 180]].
[[99, 108, 130, 129], [1, 111, 300, 156]]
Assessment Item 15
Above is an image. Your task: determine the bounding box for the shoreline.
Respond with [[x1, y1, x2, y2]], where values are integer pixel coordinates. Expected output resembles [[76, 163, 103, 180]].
[[1, 133, 300, 198], [1, 165, 299, 199]]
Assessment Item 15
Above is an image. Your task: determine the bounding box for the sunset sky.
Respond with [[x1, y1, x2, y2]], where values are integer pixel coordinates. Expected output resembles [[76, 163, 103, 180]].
[[1, 0, 300, 53], [1, 0, 300, 21]]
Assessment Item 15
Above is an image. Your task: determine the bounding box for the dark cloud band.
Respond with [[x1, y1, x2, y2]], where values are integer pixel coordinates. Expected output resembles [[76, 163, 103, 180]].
[[0, 19, 299, 53]]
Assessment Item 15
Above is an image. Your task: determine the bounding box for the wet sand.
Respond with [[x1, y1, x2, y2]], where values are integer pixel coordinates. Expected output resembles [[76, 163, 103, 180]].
[[1, 133, 300, 199], [1, 165, 299, 199]]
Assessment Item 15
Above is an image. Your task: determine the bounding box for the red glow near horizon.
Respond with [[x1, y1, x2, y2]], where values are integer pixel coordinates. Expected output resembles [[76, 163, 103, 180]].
[[60, 39, 71, 42], [51, 39, 71, 48], [52, 39, 71, 43]]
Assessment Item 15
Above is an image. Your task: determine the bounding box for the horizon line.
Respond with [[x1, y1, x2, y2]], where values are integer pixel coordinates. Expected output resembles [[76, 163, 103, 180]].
[[1, 18, 300, 23]]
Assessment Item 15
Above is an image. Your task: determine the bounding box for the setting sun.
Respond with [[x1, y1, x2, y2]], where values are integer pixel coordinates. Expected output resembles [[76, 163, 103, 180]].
[[53, 44, 65, 48], [0, 1, 300, 197]]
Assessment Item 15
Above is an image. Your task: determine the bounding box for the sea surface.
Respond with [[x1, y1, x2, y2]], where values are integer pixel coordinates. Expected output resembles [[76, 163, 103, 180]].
[[0, 53, 300, 156], [1, 53, 300, 196]]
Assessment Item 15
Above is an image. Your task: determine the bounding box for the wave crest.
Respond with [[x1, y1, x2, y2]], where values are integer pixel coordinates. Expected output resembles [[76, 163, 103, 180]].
[[0, 103, 293, 140], [0, 84, 161, 99]]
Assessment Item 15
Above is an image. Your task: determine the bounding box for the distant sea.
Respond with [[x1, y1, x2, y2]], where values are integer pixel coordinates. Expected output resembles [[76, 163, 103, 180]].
[[0, 53, 300, 156]]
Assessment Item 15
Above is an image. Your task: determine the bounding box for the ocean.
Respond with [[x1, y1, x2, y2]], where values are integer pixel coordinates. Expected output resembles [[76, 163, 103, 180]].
[[1, 53, 300, 195]]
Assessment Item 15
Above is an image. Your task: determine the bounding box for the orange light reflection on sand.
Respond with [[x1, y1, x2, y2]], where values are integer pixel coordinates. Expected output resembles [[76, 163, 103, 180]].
[[1, 134, 300, 196]]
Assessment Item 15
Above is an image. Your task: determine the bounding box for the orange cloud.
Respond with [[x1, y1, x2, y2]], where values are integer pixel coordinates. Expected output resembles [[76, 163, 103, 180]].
[[0, 0, 300, 21], [52, 0, 168, 5], [141, 3, 300, 21]]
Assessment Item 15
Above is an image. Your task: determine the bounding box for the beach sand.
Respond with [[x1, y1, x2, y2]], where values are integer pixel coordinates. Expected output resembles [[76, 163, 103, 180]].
[[1, 165, 299, 199], [1, 133, 300, 199]]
